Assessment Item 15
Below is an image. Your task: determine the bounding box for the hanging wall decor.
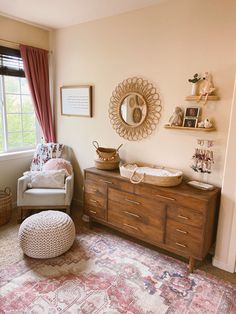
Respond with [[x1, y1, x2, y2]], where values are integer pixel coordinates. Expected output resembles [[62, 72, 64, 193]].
[[108, 77, 162, 141], [190, 139, 214, 174], [61, 85, 92, 117]]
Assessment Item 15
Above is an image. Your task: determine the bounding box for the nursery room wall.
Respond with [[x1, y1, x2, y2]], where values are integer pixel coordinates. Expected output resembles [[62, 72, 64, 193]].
[[0, 15, 50, 203], [53, 0, 236, 272], [53, 0, 236, 202]]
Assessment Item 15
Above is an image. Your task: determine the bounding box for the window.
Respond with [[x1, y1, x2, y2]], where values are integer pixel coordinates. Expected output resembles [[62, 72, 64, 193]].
[[0, 46, 40, 154]]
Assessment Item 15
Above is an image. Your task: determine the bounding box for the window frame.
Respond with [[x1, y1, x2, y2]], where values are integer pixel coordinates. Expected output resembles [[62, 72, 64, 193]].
[[0, 46, 41, 154]]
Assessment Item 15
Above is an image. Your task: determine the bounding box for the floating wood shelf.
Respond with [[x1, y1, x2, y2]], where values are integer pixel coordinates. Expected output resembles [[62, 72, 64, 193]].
[[185, 95, 220, 101], [164, 125, 216, 132]]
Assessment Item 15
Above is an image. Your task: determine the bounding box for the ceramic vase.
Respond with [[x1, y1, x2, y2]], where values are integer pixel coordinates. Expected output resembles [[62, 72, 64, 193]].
[[191, 83, 198, 96]]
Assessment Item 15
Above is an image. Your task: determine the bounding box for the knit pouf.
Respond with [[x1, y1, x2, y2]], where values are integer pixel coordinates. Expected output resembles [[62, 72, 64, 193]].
[[18, 211, 75, 258]]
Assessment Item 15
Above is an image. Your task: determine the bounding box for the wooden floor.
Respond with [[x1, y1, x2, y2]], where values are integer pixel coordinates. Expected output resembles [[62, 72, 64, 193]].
[[71, 207, 236, 286]]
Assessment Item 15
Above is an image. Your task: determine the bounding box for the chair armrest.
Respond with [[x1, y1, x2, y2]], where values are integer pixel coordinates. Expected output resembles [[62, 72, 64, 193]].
[[17, 175, 31, 206], [65, 173, 74, 205]]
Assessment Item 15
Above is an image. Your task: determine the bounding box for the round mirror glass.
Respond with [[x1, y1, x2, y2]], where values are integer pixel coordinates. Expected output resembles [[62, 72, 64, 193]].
[[120, 94, 147, 126]]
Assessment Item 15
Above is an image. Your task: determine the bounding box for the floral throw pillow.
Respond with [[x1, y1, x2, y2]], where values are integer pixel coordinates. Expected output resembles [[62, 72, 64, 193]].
[[30, 143, 64, 171]]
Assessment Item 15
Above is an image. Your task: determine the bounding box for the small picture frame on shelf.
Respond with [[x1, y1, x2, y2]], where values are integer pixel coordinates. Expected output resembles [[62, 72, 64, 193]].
[[185, 106, 200, 118], [183, 118, 198, 128]]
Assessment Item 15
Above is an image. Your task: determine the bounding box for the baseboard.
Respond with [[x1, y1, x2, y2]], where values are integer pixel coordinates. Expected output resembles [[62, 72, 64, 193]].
[[212, 257, 235, 273]]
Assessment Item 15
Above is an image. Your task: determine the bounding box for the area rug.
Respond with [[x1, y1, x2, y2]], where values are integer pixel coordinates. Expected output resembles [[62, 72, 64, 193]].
[[0, 227, 235, 313]]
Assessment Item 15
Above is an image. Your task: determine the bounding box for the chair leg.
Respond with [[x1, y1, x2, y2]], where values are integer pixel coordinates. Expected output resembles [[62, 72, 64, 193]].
[[17, 207, 23, 224], [66, 206, 71, 215]]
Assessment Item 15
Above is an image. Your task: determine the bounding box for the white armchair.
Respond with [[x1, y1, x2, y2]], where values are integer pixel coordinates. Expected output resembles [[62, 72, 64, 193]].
[[17, 143, 74, 222]]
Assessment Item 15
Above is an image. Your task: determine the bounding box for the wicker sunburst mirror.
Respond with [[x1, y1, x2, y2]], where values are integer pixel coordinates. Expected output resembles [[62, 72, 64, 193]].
[[109, 77, 162, 140]]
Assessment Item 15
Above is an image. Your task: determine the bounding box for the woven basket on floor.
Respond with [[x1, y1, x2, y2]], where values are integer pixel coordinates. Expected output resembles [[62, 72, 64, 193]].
[[0, 187, 12, 226]]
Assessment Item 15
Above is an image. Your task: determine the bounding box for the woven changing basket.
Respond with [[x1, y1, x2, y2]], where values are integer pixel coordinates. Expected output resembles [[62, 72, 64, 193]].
[[0, 187, 12, 226], [120, 163, 183, 187]]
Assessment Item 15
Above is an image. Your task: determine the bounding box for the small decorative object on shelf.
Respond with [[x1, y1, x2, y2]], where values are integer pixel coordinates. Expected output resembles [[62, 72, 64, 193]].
[[186, 72, 219, 104], [197, 72, 216, 105], [197, 118, 213, 128], [167, 106, 184, 126], [198, 118, 213, 128], [183, 118, 197, 128], [182, 106, 200, 128], [188, 73, 201, 96], [203, 118, 213, 128]]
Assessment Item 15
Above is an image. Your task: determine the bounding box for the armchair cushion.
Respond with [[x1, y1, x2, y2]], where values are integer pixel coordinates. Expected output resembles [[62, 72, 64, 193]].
[[26, 170, 66, 189], [17, 173, 74, 207], [23, 189, 66, 206]]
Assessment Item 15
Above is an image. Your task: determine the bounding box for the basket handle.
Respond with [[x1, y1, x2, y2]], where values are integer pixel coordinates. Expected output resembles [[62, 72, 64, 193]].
[[4, 187, 11, 195], [92, 141, 99, 149], [116, 144, 123, 152], [130, 171, 144, 184]]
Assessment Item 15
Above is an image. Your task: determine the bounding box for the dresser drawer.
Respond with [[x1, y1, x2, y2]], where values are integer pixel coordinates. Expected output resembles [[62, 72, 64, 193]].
[[86, 172, 134, 193], [84, 193, 106, 220], [167, 206, 204, 228], [108, 188, 165, 244], [84, 179, 107, 196], [135, 185, 206, 212], [166, 219, 203, 243], [165, 218, 203, 258], [108, 188, 165, 221], [108, 203, 164, 244]]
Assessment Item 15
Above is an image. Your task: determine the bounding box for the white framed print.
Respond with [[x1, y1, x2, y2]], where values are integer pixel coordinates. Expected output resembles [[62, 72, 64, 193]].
[[60, 85, 92, 117]]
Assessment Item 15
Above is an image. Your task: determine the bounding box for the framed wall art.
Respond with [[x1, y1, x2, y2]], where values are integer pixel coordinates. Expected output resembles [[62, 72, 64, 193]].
[[184, 106, 200, 118], [60, 85, 92, 117], [183, 117, 198, 128]]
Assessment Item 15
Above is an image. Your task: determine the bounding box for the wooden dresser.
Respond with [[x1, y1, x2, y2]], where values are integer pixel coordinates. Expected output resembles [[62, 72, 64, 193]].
[[83, 167, 220, 272]]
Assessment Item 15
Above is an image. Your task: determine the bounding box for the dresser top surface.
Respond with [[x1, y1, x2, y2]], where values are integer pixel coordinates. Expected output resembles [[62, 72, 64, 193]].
[[84, 167, 221, 200]]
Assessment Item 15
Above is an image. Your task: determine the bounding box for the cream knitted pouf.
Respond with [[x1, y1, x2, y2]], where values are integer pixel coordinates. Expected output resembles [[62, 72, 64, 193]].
[[18, 210, 75, 258]]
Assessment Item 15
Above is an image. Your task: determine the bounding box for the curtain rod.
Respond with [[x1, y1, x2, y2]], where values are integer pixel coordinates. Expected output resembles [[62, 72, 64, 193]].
[[0, 38, 52, 53]]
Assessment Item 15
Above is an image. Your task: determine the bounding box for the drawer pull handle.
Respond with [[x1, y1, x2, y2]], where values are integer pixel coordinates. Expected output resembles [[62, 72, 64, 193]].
[[123, 223, 138, 231], [90, 199, 98, 203], [100, 179, 112, 184], [125, 198, 140, 205], [155, 194, 175, 201], [89, 210, 97, 214], [176, 228, 188, 234], [177, 214, 189, 220], [175, 242, 187, 248], [123, 211, 140, 218]]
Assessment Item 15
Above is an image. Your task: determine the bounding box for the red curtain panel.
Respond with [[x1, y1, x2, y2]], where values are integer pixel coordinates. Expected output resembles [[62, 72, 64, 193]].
[[20, 44, 55, 143]]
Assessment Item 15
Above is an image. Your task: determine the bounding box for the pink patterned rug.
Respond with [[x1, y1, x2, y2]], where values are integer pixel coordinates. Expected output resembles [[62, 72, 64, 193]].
[[0, 227, 235, 313]]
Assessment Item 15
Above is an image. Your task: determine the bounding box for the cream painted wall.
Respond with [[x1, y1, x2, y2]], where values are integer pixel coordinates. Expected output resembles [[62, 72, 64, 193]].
[[0, 16, 50, 203], [0, 15, 50, 50], [0, 154, 33, 205], [53, 0, 236, 202]]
